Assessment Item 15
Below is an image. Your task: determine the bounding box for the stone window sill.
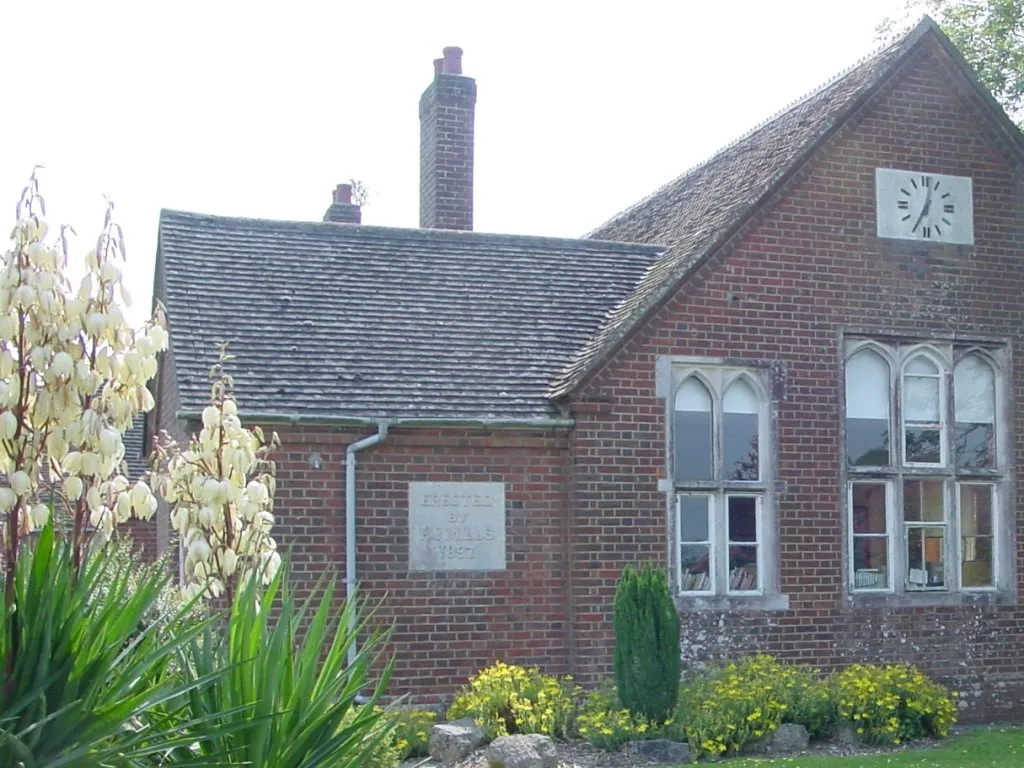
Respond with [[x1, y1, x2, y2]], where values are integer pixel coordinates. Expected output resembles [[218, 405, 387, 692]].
[[675, 593, 790, 612], [844, 589, 1015, 609]]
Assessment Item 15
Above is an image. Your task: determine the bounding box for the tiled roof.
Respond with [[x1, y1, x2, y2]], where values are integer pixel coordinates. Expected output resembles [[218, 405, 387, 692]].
[[121, 415, 149, 480], [548, 18, 941, 398], [157, 211, 663, 422]]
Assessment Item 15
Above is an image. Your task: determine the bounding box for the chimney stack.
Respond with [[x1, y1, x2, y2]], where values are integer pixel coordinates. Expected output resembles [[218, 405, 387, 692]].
[[419, 46, 475, 231], [324, 183, 362, 224]]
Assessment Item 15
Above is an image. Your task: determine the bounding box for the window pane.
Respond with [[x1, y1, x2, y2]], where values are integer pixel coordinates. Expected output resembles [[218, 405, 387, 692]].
[[954, 355, 995, 423], [727, 496, 757, 542], [955, 356, 995, 469], [728, 546, 758, 591], [907, 526, 945, 588], [852, 483, 887, 534], [847, 418, 891, 467], [679, 495, 710, 542], [846, 350, 890, 466], [680, 544, 711, 592], [960, 485, 993, 535], [904, 480, 944, 522], [905, 375, 940, 422], [905, 427, 941, 464], [674, 378, 712, 481], [906, 356, 939, 375], [723, 380, 759, 480], [853, 537, 889, 588], [960, 484, 994, 588], [962, 537, 993, 588], [955, 423, 995, 470]]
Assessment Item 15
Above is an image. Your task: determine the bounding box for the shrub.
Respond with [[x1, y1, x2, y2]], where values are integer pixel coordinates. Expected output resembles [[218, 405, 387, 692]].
[[576, 707, 654, 751], [613, 563, 680, 722], [575, 683, 672, 750], [786, 670, 837, 741], [674, 654, 838, 757], [447, 661, 578, 740], [677, 655, 791, 758], [342, 706, 403, 768], [392, 709, 437, 759], [832, 663, 957, 745]]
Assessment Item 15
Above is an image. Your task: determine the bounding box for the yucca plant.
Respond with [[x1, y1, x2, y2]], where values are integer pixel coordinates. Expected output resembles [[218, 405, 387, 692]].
[[0, 523, 225, 766], [164, 564, 395, 767]]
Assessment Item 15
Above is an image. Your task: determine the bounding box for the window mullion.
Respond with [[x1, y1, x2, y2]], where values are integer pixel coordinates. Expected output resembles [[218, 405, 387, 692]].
[[891, 478, 902, 594]]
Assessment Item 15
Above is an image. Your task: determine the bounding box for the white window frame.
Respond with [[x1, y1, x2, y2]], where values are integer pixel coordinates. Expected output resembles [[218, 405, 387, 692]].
[[847, 480, 894, 593], [666, 362, 774, 599], [844, 340, 1006, 596], [900, 349, 947, 468], [956, 482, 998, 590]]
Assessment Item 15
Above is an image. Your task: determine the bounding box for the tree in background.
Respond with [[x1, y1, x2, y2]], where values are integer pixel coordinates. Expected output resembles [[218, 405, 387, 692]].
[[879, 1, 1024, 123], [613, 562, 681, 723]]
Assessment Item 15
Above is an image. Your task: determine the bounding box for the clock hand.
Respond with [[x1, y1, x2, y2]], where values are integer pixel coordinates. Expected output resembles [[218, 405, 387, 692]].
[[912, 185, 933, 233]]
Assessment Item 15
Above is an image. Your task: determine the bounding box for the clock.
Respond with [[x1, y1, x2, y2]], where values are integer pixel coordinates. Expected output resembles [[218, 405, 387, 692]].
[[875, 168, 974, 245]]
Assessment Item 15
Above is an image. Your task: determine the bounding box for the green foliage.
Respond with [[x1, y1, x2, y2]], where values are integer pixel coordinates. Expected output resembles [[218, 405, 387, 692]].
[[576, 706, 657, 751], [163, 565, 395, 766], [613, 563, 680, 723], [575, 684, 672, 751], [0, 524, 218, 766], [833, 663, 958, 745], [676, 655, 793, 759], [447, 661, 579, 740], [675, 655, 954, 758], [879, 1, 1024, 123], [929, 0, 1024, 121], [94, 534, 208, 640], [392, 709, 437, 759], [786, 670, 838, 741], [341, 706, 402, 768]]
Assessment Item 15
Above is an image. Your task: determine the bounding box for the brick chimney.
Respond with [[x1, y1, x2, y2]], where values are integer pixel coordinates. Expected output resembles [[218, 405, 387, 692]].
[[324, 183, 361, 224], [419, 46, 475, 230]]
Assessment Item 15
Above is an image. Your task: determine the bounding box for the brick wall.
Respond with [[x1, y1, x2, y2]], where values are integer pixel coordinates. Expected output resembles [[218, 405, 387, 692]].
[[419, 61, 476, 231], [566, 42, 1024, 721], [269, 425, 570, 701]]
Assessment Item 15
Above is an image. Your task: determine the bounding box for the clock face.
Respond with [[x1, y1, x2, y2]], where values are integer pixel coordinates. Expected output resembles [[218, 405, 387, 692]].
[[875, 169, 974, 245]]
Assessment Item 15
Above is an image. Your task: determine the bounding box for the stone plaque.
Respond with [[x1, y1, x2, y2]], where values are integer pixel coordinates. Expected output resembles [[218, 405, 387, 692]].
[[408, 482, 506, 571]]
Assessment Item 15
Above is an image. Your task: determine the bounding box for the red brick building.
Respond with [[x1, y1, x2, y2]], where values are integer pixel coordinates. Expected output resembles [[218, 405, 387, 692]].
[[151, 21, 1024, 719]]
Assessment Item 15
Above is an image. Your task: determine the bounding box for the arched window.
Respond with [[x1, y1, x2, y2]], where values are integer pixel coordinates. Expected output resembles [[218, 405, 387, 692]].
[[674, 377, 712, 481], [845, 349, 890, 466], [954, 355, 995, 469], [723, 378, 759, 480], [902, 354, 942, 464]]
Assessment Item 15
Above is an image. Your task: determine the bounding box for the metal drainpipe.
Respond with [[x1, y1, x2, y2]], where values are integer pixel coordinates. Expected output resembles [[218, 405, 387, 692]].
[[345, 421, 389, 666]]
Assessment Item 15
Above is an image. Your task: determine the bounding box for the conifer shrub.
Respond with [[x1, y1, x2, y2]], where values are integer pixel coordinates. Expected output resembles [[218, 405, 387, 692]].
[[613, 562, 680, 722]]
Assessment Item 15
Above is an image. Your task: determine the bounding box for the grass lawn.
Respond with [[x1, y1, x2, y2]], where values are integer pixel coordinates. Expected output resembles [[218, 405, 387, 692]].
[[722, 727, 1024, 768]]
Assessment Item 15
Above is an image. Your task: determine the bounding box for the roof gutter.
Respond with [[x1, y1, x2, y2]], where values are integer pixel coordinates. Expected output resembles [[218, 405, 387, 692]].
[[345, 421, 390, 666], [176, 411, 575, 429]]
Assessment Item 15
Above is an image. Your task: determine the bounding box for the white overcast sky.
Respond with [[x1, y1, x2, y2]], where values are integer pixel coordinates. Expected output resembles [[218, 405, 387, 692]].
[[1, 0, 908, 324]]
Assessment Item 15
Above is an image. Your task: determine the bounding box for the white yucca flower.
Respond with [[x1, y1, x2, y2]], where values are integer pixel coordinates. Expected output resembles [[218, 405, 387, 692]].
[[152, 346, 280, 602], [0, 177, 168, 576]]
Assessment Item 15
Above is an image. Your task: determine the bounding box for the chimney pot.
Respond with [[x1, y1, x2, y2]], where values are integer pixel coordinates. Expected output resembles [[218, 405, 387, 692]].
[[324, 183, 361, 224], [333, 183, 353, 205], [433, 58, 444, 77], [441, 46, 463, 74]]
